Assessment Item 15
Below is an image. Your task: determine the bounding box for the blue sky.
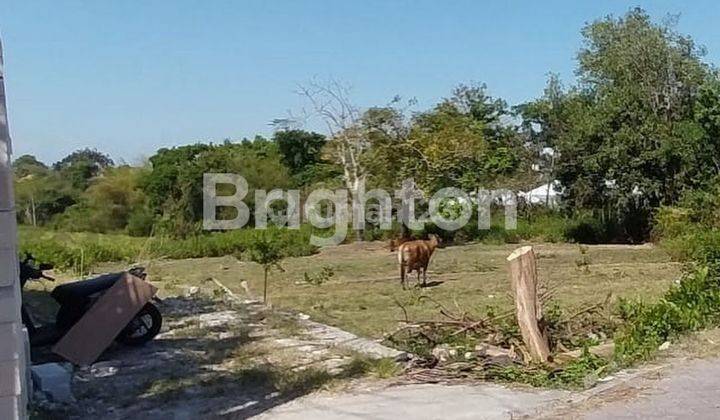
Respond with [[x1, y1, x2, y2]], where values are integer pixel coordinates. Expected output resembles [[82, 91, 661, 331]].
[[2, 1, 719, 164]]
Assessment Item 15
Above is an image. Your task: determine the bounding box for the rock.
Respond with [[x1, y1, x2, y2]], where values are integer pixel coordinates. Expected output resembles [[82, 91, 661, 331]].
[[185, 286, 199, 297], [583, 372, 599, 388], [475, 343, 511, 358], [475, 343, 519, 366], [31, 363, 75, 403], [659, 341, 671, 351], [557, 341, 615, 362], [394, 352, 412, 362], [483, 355, 515, 367], [432, 344, 453, 363], [90, 362, 118, 378]]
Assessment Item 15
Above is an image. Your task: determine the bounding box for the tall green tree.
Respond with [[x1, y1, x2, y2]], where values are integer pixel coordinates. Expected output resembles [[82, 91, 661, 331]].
[[401, 84, 525, 192], [540, 8, 714, 240], [53, 148, 114, 190], [142, 139, 292, 237], [273, 129, 325, 174], [56, 166, 149, 233], [13, 155, 48, 178]]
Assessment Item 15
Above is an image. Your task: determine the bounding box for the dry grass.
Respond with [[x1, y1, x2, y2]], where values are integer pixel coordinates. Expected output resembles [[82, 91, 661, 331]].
[[119, 241, 682, 339]]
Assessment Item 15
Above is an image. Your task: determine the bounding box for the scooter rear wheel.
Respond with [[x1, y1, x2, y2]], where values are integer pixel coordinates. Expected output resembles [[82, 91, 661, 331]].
[[116, 303, 162, 346]]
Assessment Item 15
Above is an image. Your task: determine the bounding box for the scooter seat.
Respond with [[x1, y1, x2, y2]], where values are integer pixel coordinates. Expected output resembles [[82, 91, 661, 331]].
[[51, 272, 124, 305]]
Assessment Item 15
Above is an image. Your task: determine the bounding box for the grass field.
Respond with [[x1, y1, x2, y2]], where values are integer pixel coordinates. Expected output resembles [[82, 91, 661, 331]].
[[88, 241, 682, 339]]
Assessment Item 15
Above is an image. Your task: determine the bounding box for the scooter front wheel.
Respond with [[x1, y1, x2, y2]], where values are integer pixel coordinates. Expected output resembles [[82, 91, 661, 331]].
[[116, 303, 162, 346]]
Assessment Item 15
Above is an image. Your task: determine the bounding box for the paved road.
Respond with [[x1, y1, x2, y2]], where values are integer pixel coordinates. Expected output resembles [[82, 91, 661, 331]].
[[582, 358, 720, 419], [255, 358, 720, 419], [254, 383, 569, 420]]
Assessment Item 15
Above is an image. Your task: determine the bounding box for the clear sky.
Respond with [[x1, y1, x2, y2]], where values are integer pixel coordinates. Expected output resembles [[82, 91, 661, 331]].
[[2, 1, 719, 164]]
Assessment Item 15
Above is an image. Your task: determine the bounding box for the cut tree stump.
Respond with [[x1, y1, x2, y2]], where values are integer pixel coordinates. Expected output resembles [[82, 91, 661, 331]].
[[507, 245, 550, 363]]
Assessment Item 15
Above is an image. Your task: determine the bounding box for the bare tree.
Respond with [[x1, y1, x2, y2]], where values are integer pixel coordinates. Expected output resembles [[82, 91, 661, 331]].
[[297, 78, 368, 195]]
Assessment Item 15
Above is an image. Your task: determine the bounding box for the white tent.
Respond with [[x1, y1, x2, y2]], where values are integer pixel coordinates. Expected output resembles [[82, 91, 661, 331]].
[[519, 181, 561, 207]]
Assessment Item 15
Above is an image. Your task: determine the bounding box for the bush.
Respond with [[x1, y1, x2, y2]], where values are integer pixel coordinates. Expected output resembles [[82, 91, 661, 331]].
[[563, 215, 613, 244], [18, 227, 142, 273], [18, 225, 319, 274], [615, 266, 720, 364], [127, 209, 155, 237]]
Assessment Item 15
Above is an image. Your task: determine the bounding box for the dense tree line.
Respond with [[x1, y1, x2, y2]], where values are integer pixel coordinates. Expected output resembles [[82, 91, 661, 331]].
[[14, 9, 720, 242]]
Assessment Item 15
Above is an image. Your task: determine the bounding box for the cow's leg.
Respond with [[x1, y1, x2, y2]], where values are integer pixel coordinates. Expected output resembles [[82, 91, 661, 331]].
[[416, 270, 421, 288], [400, 264, 406, 290], [422, 266, 428, 286]]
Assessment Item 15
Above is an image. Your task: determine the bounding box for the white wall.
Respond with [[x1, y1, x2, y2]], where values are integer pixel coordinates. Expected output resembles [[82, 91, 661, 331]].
[[0, 38, 28, 420]]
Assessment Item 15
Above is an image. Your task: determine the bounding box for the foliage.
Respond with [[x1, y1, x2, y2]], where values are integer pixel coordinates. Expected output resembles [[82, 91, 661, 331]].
[[142, 139, 292, 237], [521, 9, 717, 241], [615, 266, 720, 364], [53, 148, 115, 190], [14, 172, 78, 226], [392, 84, 526, 192], [486, 350, 608, 389], [619, 185, 720, 363], [13, 154, 48, 178], [18, 225, 318, 275], [302, 265, 335, 286], [272, 129, 331, 184], [243, 230, 287, 302], [55, 166, 149, 233]]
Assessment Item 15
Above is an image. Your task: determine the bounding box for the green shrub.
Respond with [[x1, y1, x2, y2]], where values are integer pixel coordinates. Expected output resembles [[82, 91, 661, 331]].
[[563, 215, 611, 244], [485, 350, 608, 389], [615, 266, 720, 364], [18, 225, 319, 274], [127, 209, 155, 237]]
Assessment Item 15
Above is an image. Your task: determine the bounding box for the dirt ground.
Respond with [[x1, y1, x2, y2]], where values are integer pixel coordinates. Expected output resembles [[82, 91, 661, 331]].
[[31, 289, 393, 419], [22, 241, 686, 419], [122, 241, 681, 338]]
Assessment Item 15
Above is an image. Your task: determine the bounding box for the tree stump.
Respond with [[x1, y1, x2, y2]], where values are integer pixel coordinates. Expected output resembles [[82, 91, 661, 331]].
[[507, 246, 550, 363]]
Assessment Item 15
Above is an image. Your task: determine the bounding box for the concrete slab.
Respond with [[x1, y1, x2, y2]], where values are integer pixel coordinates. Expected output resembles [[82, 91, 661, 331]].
[[253, 383, 569, 420], [583, 358, 720, 419], [31, 363, 74, 403]]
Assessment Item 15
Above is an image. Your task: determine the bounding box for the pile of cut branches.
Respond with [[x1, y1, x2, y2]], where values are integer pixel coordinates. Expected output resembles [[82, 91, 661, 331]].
[[384, 293, 617, 388]]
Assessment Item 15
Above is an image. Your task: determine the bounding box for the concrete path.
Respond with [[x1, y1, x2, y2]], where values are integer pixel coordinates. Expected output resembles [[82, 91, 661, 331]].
[[581, 358, 720, 419], [256, 357, 720, 419], [253, 383, 569, 420]]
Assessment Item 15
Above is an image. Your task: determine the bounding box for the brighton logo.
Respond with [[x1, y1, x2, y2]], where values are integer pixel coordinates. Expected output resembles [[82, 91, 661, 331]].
[[203, 174, 517, 246]]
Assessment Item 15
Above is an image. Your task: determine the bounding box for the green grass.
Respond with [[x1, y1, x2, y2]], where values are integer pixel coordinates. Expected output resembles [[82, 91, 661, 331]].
[[18, 225, 318, 274], [126, 241, 680, 340]]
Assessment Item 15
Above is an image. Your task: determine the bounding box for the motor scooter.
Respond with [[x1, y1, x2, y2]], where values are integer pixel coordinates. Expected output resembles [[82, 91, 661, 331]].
[[19, 253, 163, 348]]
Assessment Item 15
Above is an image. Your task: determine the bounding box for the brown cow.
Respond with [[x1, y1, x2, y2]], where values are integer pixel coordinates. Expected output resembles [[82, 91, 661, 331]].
[[397, 234, 441, 289], [388, 237, 410, 252]]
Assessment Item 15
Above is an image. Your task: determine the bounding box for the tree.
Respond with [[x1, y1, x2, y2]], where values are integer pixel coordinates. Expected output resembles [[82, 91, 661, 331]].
[[53, 148, 114, 171], [361, 105, 411, 189], [545, 8, 713, 240], [142, 139, 292, 237], [272, 129, 340, 186], [273, 129, 326, 174], [401, 84, 525, 192], [53, 148, 114, 190], [14, 173, 77, 225], [12, 155, 48, 178], [299, 79, 368, 196], [56, 166, 149, 233], [244, 232, 285, 303], [516, 74, 573, 199]]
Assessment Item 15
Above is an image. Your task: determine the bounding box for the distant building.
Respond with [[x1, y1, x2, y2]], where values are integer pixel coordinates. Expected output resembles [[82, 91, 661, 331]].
[[519, 181, 561, 207]]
